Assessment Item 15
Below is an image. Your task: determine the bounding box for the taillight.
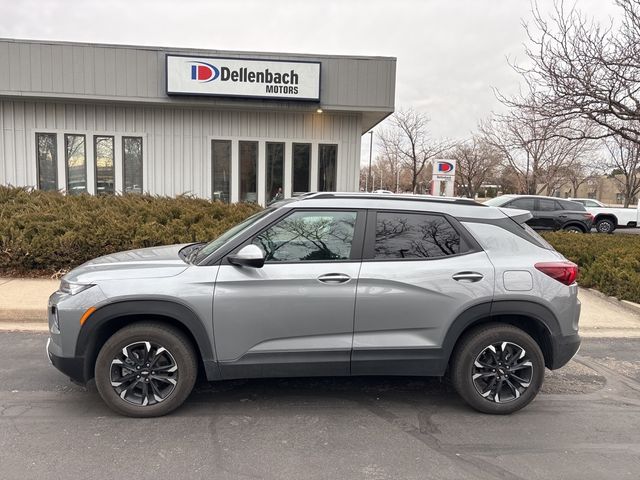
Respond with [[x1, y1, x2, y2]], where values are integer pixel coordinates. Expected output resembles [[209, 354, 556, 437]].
[[583, 213, 594, 221], [535, 261, 579, 286]]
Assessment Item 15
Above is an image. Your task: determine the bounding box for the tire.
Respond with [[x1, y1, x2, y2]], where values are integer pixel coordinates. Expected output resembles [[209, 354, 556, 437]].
[[563, 225, 584, 233], [95, 322, 197, 417], [451, 324, 545, 415], [595, 218, 615, 234]]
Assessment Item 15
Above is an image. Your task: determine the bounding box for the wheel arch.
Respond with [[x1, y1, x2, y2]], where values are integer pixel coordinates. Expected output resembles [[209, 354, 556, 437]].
[[594, 214, 617, 227], [76, 300, 219, 383], [562, 222, 587, 233], [443, 301, 560, 371]]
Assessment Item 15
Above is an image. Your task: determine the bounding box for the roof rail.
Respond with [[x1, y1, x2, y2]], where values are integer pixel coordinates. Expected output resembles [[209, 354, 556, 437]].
[[297, 192, 485, 206]]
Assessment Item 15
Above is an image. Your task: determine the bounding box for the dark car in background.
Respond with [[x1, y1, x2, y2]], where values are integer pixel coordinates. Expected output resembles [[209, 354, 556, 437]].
[[484, 195, 593, 233]]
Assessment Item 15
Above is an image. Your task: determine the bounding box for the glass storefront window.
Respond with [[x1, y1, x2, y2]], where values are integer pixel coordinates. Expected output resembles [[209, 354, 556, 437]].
[[212, 140, 231, 203], [65, 134, 87, 195], [123, 137, 143, 194], [318, 144, 337, 192], [266, 142, 285, 204], [292, 143, 311, 196], [239, 141, 258, 203], [36, 133, 57, 191], [94, 136, 115, 194]]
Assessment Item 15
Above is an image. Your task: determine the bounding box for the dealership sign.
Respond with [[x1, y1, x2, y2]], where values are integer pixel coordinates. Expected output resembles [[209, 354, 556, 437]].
[[166, 55, 321, 101]]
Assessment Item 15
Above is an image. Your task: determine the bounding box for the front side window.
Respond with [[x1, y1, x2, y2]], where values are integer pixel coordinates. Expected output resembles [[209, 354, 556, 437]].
[[507, 198, 535, 210], [537, 199, 559, 211], [212, 140, 231, 203], [318, 144, 337, 191], [36, 133, 57, 191], [65, 134, 87, 195], [239, 141, 258, 202], [253, 210, 357, 262], [123, 137, 143, 194], [374, 211, 461, 259], [292, 143, 311, 196], [94, 136, 115, 194]]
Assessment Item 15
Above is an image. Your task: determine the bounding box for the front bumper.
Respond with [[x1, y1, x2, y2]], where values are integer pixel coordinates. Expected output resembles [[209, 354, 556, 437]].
[[549, 332, 581, 370], [47, 338, 87, 385]]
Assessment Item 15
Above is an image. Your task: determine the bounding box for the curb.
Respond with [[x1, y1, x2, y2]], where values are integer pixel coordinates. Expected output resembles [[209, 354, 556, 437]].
[[583, 287, 640, 316]]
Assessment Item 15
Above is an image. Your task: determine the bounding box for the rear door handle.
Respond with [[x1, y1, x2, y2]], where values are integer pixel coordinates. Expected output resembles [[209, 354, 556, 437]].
[[317, 273, 351, 284], [452, 271, 484, 283]]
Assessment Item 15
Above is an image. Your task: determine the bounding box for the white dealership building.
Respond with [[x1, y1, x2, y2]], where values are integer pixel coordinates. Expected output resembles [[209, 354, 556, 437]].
[[0, 38, 396, 204]]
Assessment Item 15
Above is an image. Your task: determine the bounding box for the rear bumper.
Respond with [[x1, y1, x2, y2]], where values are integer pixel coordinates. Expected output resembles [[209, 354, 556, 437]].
[[47, 338, 87, 385], [549, 332, 581, 370]]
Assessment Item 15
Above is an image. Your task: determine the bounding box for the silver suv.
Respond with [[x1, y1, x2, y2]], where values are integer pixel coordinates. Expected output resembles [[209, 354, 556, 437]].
[[47, 193, 581, 417]]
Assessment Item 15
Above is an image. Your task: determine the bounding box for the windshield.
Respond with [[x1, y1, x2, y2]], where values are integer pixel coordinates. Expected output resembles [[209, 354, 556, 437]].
[[192, 208, 274, 264], [483, 196, 510, 206]]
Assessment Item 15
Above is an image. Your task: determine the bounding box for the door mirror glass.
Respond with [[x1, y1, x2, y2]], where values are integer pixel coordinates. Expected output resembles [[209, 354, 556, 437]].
[[228, 244, 265, 268]]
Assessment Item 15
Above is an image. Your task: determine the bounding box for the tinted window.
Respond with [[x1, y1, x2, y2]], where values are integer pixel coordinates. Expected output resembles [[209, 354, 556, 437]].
[[212, 140, 231, 203], [537, 199, 559, 211], [65, 134, 87, 195], [559, 200, 586, 211], [375, 212, 461, 259], [95, 136, 115, 195], [507, 198, 535, 210], [253, 210, 357, 262], [318, 144, 337, 191], [292, 143, 311, 195], [239, 141, 258, 202], [123, 137, 143, 194]]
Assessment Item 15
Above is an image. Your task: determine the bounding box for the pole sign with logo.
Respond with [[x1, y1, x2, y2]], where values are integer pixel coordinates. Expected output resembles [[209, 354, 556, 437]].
[[431, 159, 456, 196], [166, 55, 321, 101]]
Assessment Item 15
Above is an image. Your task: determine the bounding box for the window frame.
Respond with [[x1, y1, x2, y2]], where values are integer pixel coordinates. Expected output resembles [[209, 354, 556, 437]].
[[505, 198, 535, 211], [64, 133, 87, 195], [239, 140, 259, 203], [35, 132, 58, 191], [211, 139, 232, 203], [318, 143, 338, 192], [93, 135, 116, 195], [362, 209, 482, 262], [292, 142, 312, 196], [122, 136, 144, 194], [224, 208, 367, 265], [266, 141, 285, 204]]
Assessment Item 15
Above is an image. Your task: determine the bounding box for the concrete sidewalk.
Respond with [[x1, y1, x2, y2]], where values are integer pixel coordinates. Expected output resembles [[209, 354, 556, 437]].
[[1, 277, 640, 336]]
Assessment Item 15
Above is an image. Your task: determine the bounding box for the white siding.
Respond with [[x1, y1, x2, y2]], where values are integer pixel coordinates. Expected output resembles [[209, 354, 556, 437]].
[[0, 99, 361, 202]]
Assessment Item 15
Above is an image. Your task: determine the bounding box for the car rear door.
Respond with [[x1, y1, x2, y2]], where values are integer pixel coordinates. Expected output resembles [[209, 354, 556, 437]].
[[213, 208, 365, 379], [352, 209, 495, 376]]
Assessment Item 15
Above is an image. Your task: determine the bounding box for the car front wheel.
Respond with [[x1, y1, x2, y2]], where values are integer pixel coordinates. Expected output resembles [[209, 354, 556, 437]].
[[451, 324, 545, 414], [95, 322, 197, 417]]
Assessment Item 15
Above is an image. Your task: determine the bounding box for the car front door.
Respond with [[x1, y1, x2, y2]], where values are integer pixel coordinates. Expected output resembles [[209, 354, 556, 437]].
[[352, 210, 495, 376], [213, 209, 365, 379], [535, 198, 563, 230]]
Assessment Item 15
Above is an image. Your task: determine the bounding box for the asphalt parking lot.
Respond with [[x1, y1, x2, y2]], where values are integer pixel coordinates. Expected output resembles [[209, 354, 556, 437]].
[[1, 332, 639, 480]]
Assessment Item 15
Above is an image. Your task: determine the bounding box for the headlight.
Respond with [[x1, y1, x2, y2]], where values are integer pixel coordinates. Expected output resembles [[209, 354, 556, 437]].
[[59, 279, 95, 296]]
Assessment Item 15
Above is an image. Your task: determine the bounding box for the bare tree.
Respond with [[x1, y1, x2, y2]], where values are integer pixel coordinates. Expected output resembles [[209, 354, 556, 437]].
[[480, 103, 595, 195], [508, 0, 640, 145], [603, 134, 640, 206], [451, 136, 503, 198], [378, 109, 452, 193]]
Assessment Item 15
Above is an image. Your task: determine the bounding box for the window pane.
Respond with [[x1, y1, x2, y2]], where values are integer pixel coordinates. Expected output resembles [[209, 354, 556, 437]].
[[65, 134, 86, 195], [239, 141, 258, 202], [212, 140, 231, 203], [266, 142, 284, 204], [375, 212, 461, 259], [318, 144, 337, 191], [123, 137, 143, 194], [253, 210, 357, 262], [94, 136, 115, 195], [36, 133, 57, 191], [292, 143, 311, 195], [508, 198, 535, 210], [537, 199, 557, 211]]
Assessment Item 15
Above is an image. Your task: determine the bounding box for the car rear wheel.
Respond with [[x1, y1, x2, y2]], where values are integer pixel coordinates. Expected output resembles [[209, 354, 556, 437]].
[[595, 218, 615, 234], [451, 324, 545, 414], [95, 322, 197, 417]]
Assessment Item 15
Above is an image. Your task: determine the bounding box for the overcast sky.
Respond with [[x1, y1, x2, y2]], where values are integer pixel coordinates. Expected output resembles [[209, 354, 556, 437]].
[[0, 0, 620, 160]]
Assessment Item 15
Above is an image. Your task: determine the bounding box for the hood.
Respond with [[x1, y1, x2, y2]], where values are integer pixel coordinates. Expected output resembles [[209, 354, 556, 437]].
[[65, 244, 191, 283]]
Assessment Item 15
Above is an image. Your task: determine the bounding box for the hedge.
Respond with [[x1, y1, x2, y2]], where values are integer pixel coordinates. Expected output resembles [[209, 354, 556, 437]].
[[544, 232, 640, 303], [0, 186, 261, 276]]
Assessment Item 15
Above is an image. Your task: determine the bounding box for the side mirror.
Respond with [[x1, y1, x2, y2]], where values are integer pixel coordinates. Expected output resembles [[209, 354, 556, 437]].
[[227, 244, 265, 268]]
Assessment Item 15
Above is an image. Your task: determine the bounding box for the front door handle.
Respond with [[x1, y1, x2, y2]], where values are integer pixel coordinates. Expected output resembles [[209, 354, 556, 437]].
[[317, 273, 351, 284], [452, 271, 484, 283]]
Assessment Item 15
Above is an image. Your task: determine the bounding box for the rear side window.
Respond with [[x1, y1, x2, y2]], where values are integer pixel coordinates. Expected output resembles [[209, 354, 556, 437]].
[[507, 198, 535, 210], [559, 200, 586, 211], [374, 211, 461, 259], [537, 199, 559, 211]]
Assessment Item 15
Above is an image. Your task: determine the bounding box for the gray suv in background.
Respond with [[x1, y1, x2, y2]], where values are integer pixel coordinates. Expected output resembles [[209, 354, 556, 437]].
[[47, 193, 581, 417]]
